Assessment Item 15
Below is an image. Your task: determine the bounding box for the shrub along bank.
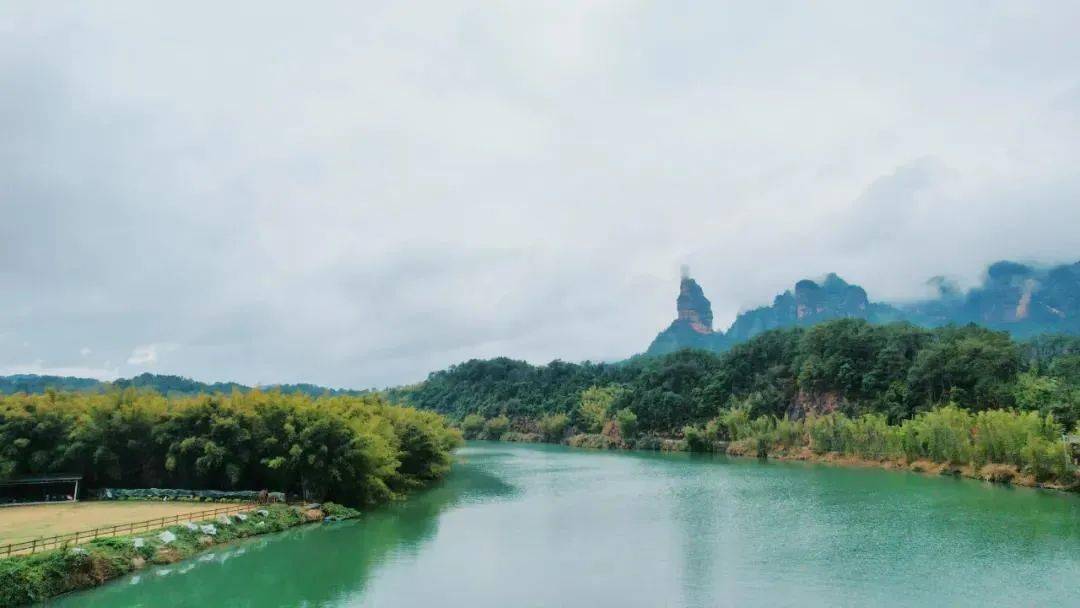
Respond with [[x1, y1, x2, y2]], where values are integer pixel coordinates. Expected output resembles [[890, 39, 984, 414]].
[[0, 503, 358, 607], [460, 405, 1079, 490], [707, 406, 1077, 488]]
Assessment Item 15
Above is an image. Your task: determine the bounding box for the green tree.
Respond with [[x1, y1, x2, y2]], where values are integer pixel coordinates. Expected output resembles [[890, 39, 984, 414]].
[[912, 405, 973, 464], [721, 406, 752, 442], [1021, 436, 1073, 482], [538, 413, 570, 442], [460, 414, 485, 439], [577, 385, 624, 433], [614, 408, 638, 440], [483, 415, 510, 440], [0, 389, 460, 508], [682, 425, 710, 452]]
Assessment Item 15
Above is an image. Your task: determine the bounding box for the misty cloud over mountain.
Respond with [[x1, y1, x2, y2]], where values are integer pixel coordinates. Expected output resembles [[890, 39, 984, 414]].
[[648, 260, 1080, 356]]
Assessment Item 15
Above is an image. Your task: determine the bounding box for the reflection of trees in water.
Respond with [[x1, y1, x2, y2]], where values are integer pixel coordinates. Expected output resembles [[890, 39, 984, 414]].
[[671, 456, 724, 608], [56, 462, 516, 608]]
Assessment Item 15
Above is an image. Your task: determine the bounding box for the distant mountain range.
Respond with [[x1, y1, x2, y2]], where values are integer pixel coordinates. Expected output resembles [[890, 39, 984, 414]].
[[0, 372, 368, 397], [647, 260, 1080, 356], [6, 259, 1079, 394]]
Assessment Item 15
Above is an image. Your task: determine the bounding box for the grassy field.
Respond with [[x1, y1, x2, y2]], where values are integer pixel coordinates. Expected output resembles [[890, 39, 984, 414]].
[[0, 501, 219, 545]]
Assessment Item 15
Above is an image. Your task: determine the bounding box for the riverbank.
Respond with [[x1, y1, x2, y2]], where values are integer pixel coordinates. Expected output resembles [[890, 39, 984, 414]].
[[753, 446, 1077, 491], [0, 502, 358, 607], [465, 404, 1080, 493], [504, 432, 1080, 493]]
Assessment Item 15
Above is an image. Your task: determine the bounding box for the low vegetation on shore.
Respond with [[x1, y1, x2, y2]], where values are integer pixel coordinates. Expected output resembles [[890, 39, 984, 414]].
[[463, 406, 1078, 489], [706, 406, 1074, 486], [0, 390, 461, 506], [0, 503, 357, 607]]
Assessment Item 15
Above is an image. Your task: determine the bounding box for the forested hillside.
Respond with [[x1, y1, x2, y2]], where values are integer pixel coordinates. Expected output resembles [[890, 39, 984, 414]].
[[400, 320, 1080, 433]]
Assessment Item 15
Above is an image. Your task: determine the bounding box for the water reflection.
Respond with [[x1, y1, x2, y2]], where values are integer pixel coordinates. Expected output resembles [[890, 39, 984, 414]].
[[54, 456, 516, 608]]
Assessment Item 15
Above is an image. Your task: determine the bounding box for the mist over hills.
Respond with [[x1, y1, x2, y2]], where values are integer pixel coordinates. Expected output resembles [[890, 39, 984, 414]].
[[648, 259, 1080, 356]]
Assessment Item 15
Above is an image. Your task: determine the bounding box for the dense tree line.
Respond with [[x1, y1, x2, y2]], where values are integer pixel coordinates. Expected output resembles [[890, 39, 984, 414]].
[[390, 358, 640, 420], [0, 372, 368, 398], [0, 390, 460, 507], [0, 375, 102, 395], [401, 320, 1080, 435]]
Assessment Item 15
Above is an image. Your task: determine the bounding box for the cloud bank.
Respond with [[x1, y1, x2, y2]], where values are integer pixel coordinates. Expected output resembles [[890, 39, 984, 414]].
[[2, 2, 1079, 387]]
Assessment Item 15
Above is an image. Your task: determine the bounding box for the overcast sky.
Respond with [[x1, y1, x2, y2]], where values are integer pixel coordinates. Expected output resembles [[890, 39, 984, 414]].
[[2, 2, 1080, 388]]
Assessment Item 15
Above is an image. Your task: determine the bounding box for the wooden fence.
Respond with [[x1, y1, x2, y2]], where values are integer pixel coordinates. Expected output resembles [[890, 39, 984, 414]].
[[1, 503, 257, 558]]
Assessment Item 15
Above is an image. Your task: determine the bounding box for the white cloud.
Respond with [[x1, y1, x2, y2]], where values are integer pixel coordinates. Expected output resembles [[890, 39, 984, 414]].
[[80, 347, 92, 357], [126, 343, 177, 366]]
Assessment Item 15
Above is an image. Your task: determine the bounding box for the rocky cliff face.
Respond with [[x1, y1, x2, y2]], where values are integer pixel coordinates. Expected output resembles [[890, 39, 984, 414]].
[[724, 273, 900, 345], [676, 276, 714, 333], [645, 260, 1080, 356], [646, 275, 725, 355], [905, 260, 1080, 337], [794, 274, 868, 320]]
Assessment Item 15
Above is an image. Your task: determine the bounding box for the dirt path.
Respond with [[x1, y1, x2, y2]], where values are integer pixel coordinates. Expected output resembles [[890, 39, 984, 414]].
[[0, 501, 219, 544]]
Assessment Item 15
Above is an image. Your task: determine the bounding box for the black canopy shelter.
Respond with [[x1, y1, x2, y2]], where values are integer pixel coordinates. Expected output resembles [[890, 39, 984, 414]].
[[0, 475, 82, 506]]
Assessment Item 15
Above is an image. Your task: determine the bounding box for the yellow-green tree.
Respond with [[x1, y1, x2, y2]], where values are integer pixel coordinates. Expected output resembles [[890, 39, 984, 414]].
[[577, 385, 625, 433], [460, 414, 485, 439]]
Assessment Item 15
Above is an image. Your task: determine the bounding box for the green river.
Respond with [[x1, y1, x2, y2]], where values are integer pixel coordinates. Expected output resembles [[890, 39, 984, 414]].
[[54, 442, 1080, 607]]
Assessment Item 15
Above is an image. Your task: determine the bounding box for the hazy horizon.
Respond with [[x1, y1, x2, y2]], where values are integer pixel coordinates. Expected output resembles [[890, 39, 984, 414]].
[[4, 2, 1080, 387]]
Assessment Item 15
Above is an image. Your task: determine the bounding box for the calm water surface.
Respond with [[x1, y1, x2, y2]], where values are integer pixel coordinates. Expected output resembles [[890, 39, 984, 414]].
[[54, 442, 1080, 607]]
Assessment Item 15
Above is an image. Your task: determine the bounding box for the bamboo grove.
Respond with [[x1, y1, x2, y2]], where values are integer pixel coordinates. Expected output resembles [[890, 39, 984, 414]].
[[0, 390, 461, 506]]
